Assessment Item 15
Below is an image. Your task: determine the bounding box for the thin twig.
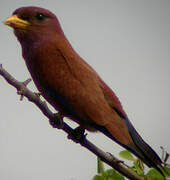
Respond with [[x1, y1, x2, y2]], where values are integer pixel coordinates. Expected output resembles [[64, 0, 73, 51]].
[[0, 64, 144, 180]]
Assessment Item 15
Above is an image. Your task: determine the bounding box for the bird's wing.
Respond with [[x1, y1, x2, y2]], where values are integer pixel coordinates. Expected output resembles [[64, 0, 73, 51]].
[[34, 36, 163, 174], [97, 71, 163, 170], [55, 37, 132, 145], [57, 37, 163, 170]]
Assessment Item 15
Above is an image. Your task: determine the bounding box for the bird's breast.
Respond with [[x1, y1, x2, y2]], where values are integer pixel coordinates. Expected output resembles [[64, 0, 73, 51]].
[[23, 45, 88, 121]]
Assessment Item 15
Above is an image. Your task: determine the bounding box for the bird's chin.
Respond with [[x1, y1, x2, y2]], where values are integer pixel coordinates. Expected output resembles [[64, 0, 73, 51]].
[[14, 28, 26, 34], [14, 28, 27, 39]]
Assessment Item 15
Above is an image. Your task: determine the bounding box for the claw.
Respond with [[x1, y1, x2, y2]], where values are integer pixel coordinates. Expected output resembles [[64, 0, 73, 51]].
[[67, 126, 86, 143], [49, 112, 64, 129]]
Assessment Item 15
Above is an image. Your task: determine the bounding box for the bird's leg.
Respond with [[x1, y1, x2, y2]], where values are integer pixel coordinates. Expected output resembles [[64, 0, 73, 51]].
[[68, 126, 86, 143], [49, 112, 64, 129]]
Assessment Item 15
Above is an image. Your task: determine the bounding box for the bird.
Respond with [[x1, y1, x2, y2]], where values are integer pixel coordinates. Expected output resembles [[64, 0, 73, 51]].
[[4, 6, 165, 177]]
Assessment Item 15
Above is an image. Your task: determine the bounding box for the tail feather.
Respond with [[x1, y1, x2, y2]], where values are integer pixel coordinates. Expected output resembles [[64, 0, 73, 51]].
[[124, 118, 162, 165], [97, 123, 165, 178], [126, 118, 166, 178], [103, 107, 165, 178], [125, 117, 164, 170]]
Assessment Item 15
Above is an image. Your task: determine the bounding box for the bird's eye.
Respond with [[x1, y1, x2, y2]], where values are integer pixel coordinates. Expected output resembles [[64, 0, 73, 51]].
[[35, 13, 46, 21]]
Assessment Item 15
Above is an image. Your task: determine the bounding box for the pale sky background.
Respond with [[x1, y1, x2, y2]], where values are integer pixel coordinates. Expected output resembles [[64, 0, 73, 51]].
[[0, 0, 170, 180]]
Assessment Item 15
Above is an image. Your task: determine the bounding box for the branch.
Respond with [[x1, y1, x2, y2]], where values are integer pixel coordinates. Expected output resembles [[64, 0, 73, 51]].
[[0, 64, 144, 180]]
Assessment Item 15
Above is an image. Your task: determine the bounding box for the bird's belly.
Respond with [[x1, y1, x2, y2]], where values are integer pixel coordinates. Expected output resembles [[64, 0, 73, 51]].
[[40, 85, 97, 131]]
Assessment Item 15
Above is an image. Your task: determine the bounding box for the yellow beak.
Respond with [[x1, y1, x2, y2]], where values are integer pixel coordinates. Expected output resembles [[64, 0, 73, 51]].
[[4, 14, 30, 29]]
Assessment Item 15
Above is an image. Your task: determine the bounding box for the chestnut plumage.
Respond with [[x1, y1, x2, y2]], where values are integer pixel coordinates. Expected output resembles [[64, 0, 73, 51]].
[[5, 6, 165, 177]]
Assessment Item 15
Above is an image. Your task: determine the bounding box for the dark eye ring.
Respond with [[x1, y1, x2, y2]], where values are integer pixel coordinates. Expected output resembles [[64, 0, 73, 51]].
[[35, 13, 46, 21]]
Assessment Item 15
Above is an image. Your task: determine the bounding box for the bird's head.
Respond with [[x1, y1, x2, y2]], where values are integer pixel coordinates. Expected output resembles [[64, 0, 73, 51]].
[[4, 6, 64, 45]]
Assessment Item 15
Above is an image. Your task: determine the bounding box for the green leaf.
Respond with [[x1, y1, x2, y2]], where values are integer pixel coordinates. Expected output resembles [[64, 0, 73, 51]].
[[97, 157, 105, 174], [119, 150, 135, 161], [105, 169, 125, 180], [163, 166, 170, 177], [92, 175, 103, 180], [101, 171, 108, 179], [134, 159, 144, 176], [146, 168, 165, 180]]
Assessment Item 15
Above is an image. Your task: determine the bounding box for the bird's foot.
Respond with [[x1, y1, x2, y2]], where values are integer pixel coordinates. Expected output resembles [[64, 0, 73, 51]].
[[68, 126, 86, 143], [49, 112, 64, 129]]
